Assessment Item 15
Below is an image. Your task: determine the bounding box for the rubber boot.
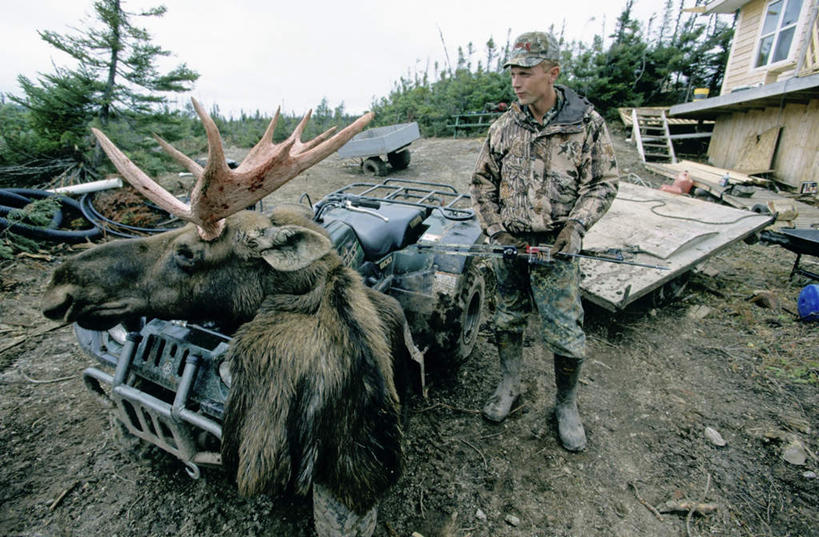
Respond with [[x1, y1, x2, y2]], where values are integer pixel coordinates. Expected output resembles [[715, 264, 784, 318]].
[[482, 332, 522, 422], [554, 354, 587, 452]]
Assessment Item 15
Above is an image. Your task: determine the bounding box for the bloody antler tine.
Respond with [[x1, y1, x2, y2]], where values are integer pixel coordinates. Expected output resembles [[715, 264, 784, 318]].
[[91, 128, 192, 220], [291, 110, 313, 142], [190, 97, 229, 176], [298, 126, 338, 154], [295, 112, 375, 170], [238, 108, 289, 172], [262, 108, 281, 142]]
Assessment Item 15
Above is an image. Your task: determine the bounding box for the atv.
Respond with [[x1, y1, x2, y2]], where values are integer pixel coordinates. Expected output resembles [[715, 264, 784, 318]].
[[77, 178, 486, 477]]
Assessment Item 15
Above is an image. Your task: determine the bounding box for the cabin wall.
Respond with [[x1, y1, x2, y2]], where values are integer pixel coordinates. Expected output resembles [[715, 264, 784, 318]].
[[722, 0, 768, 93], [706, 98, 819, 188]]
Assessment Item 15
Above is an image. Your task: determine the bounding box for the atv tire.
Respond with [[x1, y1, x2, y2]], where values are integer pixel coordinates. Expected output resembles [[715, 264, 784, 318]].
[[428, 261, 485, 365]]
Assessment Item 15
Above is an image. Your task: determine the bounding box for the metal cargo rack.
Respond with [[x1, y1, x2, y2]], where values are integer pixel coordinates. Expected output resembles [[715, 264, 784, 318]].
[[314, 178, 475, 221]]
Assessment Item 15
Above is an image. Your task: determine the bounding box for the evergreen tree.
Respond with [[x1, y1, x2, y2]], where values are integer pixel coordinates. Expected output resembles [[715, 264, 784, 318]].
[[5, 1, 199, 182], [35, 0, 198, 125]]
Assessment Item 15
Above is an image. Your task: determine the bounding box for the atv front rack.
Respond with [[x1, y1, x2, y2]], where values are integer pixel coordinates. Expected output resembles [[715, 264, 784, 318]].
[[79, 319, 230, 478]]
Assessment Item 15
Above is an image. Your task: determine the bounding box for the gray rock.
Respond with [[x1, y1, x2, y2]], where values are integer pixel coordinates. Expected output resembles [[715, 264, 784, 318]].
[[705, 426, 727, 447], [782, 441, 808, 466], [504, 514, 520, 527]]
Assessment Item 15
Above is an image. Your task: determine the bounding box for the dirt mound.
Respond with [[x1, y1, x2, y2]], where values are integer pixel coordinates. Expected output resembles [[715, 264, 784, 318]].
[[1, 132, 817, 537]]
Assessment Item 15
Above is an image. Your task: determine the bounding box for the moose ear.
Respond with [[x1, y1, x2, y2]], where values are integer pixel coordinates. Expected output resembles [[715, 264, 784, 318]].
[[251, 225, 333, 272]]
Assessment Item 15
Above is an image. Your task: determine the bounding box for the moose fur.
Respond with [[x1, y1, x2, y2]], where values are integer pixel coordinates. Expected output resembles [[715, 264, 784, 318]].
[[42, 206, 412, 515]]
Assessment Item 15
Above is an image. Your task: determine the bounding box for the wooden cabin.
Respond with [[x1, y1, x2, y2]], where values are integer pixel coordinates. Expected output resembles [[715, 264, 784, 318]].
[[670, 0, 819, 193]]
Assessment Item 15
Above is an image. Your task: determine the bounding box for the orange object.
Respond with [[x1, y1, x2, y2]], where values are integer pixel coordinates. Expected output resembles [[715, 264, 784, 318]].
[[660, 171, 692, 195], [660, 184, 683, 194], [672, 171, 693, 194]]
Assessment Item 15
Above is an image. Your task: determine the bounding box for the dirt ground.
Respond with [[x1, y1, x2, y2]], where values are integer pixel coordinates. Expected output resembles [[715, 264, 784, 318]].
[[1, 126, 818, 537]]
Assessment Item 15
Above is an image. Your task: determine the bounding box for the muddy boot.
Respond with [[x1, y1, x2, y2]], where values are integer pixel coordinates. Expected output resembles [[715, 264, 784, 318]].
[[554, 354, 587, 452], [482, 332, 522, 422]]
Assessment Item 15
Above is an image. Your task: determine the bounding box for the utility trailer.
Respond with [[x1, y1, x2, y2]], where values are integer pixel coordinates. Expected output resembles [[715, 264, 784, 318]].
[[337, 122, 420, 176]]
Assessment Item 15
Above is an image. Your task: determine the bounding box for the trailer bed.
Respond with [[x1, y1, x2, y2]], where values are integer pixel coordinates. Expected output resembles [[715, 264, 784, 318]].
[[337, 122, 420, 159], [579, 182, 773, 310]]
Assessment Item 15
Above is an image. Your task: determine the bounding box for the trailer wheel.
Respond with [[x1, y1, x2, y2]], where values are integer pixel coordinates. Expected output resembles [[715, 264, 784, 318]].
[[387, 149, 411, 170], [362, 157, 388, 176]]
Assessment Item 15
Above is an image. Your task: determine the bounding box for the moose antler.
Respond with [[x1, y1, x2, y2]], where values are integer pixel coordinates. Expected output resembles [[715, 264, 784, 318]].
[[92, 98, 374, 240]]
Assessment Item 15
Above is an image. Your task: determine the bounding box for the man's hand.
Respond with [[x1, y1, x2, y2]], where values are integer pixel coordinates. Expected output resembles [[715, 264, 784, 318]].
[[552, 222, 583, 257], [490, 231, 526, 249]]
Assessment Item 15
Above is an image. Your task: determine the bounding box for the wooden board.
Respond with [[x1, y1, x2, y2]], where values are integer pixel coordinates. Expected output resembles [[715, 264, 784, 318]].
[[579, 182, 773, 311], [618, 107, 712, 127], [734, 126, 781, 174], [644, 159, 771, 204], [644, 160, 819, 229]]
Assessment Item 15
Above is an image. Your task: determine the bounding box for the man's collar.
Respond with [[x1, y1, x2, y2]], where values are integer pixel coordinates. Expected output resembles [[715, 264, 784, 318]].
[[522, 86, 565, 126]]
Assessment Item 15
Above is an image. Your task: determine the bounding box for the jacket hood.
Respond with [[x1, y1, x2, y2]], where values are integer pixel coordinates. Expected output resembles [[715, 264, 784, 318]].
[[510, 85, 594, 128]]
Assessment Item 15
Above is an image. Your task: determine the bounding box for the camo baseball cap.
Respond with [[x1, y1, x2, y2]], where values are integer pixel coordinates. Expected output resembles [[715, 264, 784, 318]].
[[503, 31, 560, 68]]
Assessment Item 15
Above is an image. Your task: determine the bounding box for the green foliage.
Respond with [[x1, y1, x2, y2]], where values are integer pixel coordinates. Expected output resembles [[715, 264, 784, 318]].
[[12, 67, 100, 151], [5, 198, 61, 227], [371, 69, 515, 136], [1, 0, 198, 187], [0, 198, 61, 259], [373, 1, 734, 128], [36, 0, 198, 123]]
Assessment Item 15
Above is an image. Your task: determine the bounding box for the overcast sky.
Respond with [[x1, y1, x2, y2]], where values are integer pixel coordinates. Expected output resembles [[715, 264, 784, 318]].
[[1, 0, 670, 118]]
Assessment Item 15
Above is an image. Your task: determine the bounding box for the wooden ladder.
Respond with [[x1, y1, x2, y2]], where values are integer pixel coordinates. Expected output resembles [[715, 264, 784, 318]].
[[631, 108, 677, 164]]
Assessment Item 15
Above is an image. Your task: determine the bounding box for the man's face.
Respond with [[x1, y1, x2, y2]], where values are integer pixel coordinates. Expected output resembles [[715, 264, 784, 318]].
[[510, 64, 560, 107]]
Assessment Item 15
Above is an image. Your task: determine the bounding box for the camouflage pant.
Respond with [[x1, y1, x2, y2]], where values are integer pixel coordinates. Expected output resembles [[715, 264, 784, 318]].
[[313, 483, 377, 537], [492, 255, 586, 359]]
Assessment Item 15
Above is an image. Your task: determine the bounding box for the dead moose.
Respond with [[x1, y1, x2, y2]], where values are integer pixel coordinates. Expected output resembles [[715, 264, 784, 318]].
[[41, 99, 420, 537]]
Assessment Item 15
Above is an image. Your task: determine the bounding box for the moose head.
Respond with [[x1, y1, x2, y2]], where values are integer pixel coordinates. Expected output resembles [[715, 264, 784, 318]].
[[42, 98, 373, 331]]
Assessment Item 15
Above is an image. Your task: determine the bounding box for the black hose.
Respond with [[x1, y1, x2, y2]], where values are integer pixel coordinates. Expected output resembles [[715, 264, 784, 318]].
[[0, 189, 35, 206], [0, 190, 64, 229], [0, 188, 101, 243]]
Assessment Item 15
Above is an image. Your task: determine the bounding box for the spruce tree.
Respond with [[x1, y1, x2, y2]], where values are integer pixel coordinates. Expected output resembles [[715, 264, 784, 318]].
[[6, 1, 199, 180], [35, 0, 198, 125]]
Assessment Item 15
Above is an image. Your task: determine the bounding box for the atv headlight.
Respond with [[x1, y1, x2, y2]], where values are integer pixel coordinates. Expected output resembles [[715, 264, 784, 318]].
[[218, 360, 232, 389]]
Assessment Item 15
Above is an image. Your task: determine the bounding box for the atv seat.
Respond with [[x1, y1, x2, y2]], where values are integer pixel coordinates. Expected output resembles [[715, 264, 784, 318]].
[[322, 204, 426, 260]]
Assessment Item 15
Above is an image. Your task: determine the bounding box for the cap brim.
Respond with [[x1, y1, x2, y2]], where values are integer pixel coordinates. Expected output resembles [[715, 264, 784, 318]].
[[503, 55, 549, 68]]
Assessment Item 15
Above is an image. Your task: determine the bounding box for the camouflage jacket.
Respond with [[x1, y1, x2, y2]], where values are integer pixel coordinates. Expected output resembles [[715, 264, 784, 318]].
[[470, 85, 618, 238]]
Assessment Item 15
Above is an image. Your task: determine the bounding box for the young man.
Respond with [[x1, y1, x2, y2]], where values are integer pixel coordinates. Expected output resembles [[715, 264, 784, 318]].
[[470, 31, 618, 451]]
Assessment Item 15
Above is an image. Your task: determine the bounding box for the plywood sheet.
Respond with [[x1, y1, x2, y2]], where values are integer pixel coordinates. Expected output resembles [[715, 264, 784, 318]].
[[734, 126, 780, 174], [579, 182, 773, 311]]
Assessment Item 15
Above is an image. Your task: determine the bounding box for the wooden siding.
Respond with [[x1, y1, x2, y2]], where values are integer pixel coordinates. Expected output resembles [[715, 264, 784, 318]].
[[797, 4, 819, 74], [706, 98, 819, 187], [722, 0, 767, 93]]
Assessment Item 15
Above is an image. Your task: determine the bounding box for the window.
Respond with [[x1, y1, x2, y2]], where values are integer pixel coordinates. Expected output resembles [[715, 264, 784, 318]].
[[755, 0, 804, 67]]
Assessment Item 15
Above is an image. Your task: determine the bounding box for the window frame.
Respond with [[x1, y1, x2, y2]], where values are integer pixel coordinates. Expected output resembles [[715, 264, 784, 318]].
[[751, 0, 807, 71]]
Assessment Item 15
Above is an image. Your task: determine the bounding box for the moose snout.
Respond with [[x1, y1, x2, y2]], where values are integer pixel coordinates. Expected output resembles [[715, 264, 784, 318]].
[[41, 285, 75, 322]]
